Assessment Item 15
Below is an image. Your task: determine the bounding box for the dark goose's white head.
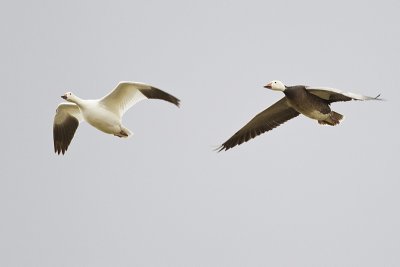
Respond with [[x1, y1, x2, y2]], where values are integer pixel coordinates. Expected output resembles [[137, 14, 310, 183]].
[[264, 80, 286, 92]]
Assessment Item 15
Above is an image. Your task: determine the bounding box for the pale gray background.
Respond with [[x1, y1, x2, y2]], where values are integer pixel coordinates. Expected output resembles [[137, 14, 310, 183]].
[[1, 0, 399, 266]]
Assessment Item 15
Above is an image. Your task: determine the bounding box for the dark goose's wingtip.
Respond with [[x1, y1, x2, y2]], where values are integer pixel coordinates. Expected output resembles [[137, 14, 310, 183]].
[[375, 93, 386, 101], [214, 143, 234, 153], [214, 146, 225, 153]]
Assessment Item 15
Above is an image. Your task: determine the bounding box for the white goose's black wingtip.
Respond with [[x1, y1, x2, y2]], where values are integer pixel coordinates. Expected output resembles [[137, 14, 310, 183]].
[[142, 86, 181, 107], [175, 98, 181, 108], [53, 114, 79, 155]]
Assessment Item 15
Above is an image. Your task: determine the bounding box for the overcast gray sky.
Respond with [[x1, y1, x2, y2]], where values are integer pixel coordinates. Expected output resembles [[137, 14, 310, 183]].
[[1, 0, 399, 266]]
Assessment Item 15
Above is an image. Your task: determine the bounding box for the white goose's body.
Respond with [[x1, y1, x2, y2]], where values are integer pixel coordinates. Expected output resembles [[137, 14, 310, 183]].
[[53, 81, 180, 155], [79, 100, 123, 135]]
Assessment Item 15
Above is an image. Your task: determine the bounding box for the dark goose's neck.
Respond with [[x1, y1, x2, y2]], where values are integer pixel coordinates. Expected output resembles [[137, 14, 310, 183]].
[[283, 85, 308, 100]]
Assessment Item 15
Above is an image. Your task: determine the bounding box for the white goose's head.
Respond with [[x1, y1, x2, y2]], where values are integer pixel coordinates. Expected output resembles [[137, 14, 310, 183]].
[[61, 92, 78, 103], [264, 80, 286, 92]]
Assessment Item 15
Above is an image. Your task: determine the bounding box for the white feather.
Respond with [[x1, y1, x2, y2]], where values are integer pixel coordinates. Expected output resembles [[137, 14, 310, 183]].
[[306, 86, 381, 101], [54, 103, 83, 125], [100, 82, 150, 116]]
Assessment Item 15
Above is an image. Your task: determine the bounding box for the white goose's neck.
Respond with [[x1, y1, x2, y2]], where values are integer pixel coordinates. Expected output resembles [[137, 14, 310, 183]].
[[69, 95, 86, 107]]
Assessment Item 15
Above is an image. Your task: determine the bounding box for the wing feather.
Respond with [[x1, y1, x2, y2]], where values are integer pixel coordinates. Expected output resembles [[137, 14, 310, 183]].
[[53, 103, 83, 155], [306, 86, 382, 102], [100, 81, 180, 116], [217, 98, 300, 151]]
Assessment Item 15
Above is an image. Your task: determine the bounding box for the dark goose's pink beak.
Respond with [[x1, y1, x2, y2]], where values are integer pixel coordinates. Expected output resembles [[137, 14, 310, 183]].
[[264, 83, 272, 89]]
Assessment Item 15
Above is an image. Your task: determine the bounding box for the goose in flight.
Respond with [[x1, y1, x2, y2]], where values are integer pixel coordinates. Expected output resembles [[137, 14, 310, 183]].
[[53, 81, 180, 155], [217, 80, 382, 151]]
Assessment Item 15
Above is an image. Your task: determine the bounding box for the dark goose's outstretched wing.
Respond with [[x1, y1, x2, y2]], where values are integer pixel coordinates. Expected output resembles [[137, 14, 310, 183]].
[[217, 97, 300, 151], [306, 86, 382, 103]]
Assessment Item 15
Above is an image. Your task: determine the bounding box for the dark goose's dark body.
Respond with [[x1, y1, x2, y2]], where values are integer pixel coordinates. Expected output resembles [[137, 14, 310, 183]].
[[284, 86, 331, 121]]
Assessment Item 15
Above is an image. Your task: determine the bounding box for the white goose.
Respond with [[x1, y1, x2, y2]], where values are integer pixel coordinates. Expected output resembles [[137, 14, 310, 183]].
[[53, 81, 180, 155]]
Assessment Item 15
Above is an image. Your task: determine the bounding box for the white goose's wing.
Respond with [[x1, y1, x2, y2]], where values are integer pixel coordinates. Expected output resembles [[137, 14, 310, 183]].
[[306, 86, 382, 102], [53, 103, 83, 155], [217, 98, 300, 152], [100, 82, 180, 117]]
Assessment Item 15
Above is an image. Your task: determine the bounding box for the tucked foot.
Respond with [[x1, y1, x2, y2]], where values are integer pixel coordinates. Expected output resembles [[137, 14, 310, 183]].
[[318, 111, 344, 126], [114, 130, 129, 138], [318, 120, 331, 125]]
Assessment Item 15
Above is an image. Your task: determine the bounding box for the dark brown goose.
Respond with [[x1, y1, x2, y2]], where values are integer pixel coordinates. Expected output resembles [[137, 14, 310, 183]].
[[53, 81, 180, 155], [217, 80, 381, 151]]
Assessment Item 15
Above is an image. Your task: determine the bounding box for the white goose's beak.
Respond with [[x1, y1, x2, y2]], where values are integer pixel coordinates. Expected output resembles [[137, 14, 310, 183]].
[[61, 95, 67, 100]]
